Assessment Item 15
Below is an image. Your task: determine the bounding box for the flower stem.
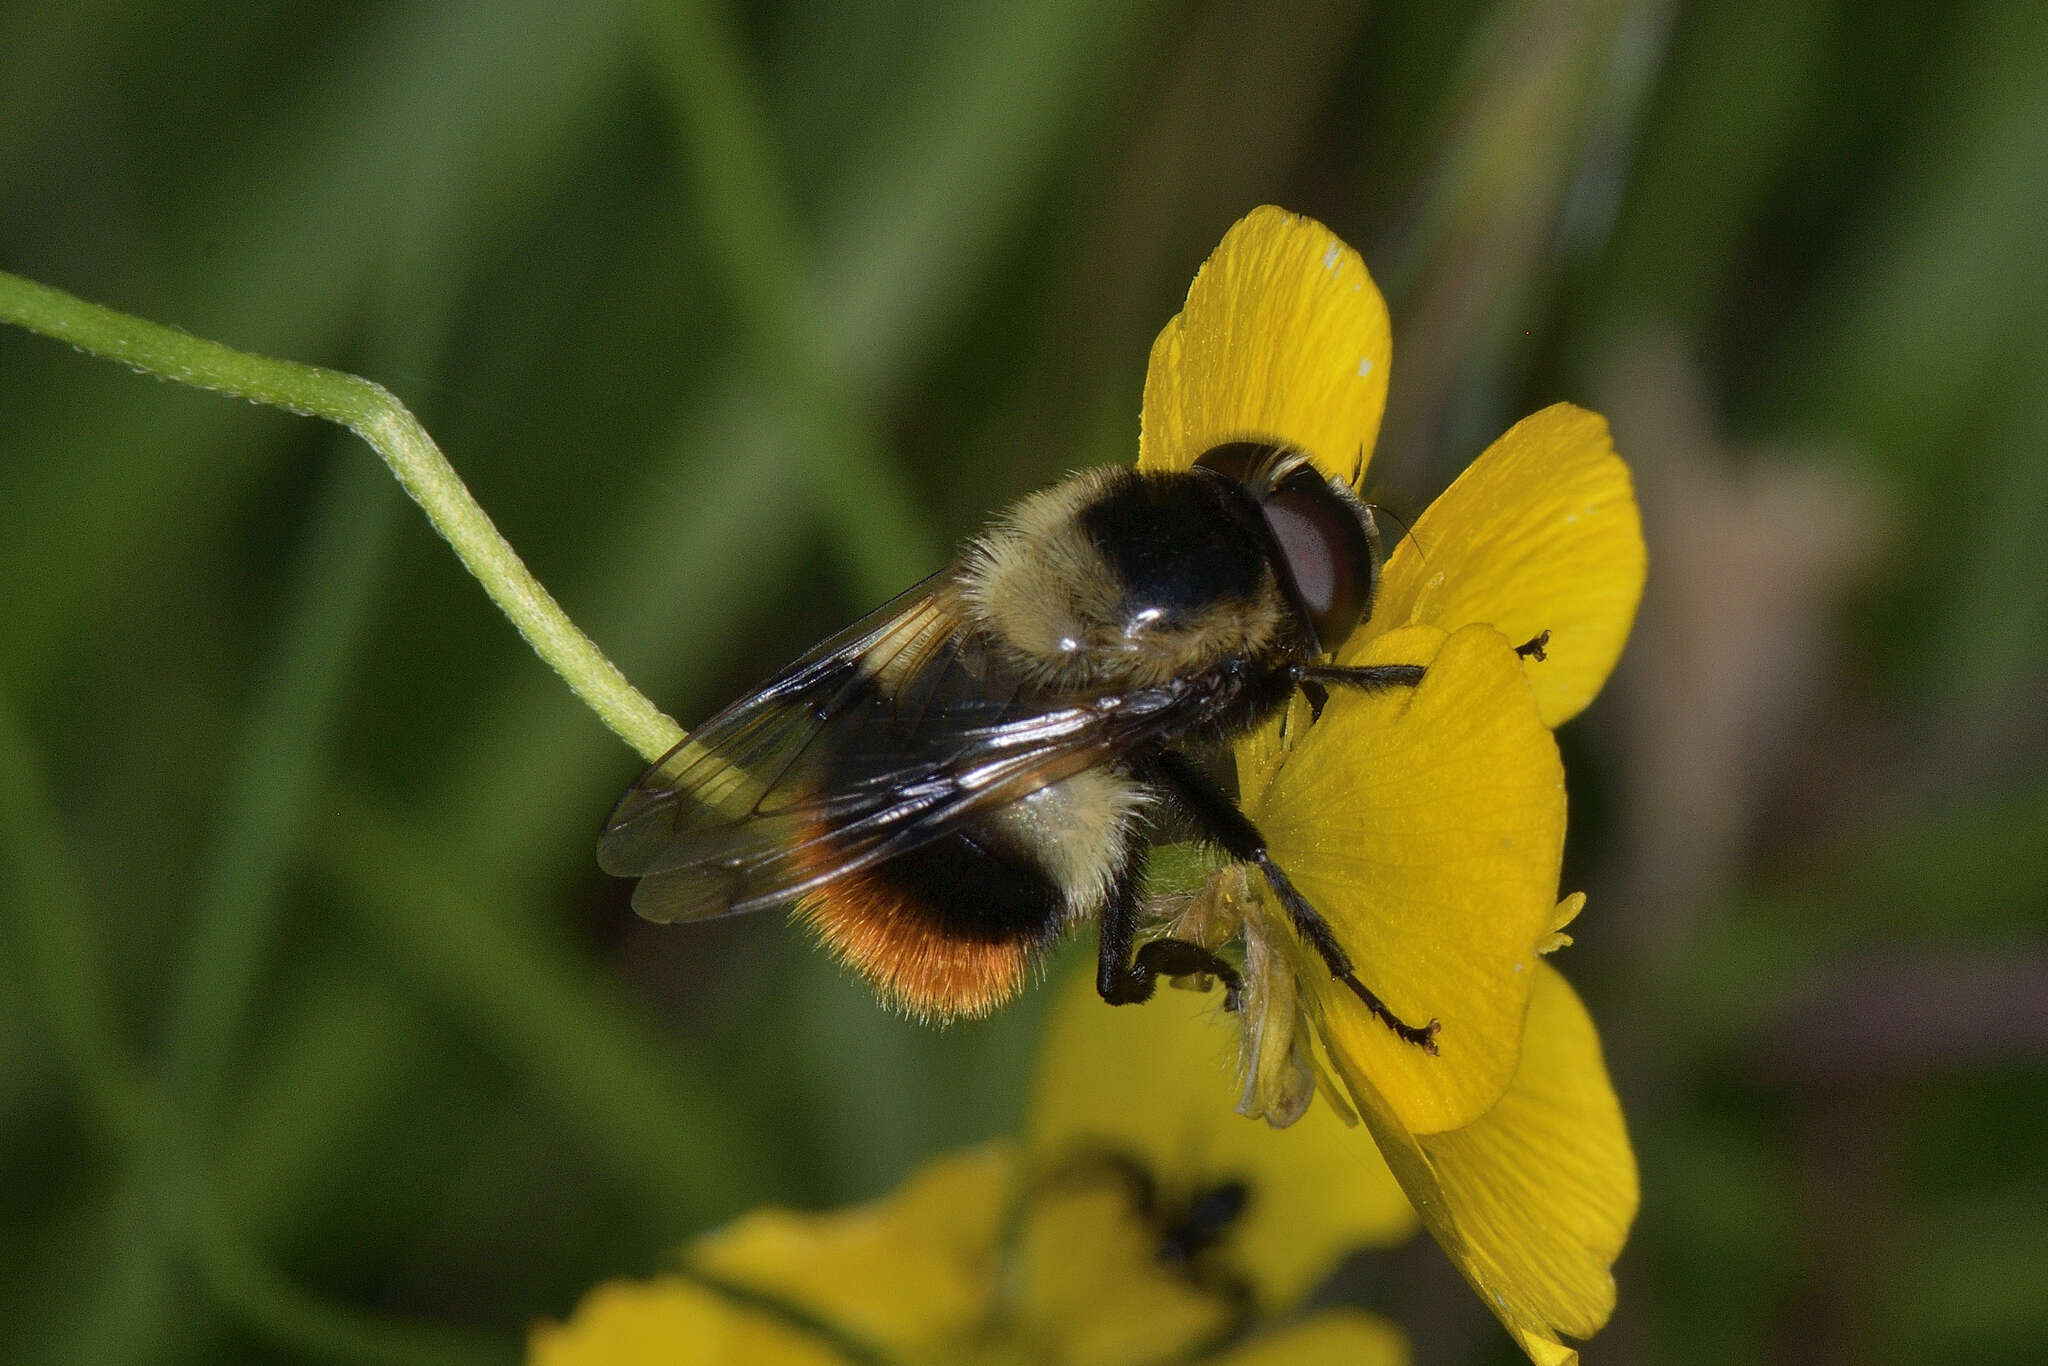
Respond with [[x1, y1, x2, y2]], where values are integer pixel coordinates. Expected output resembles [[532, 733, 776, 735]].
[[0, 269, 685, 765]]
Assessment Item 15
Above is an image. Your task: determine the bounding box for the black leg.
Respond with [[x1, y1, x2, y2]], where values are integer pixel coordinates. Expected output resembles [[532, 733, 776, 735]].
[[1297, 662, 1425, 690], [1148, 750, 1439, 1053], [1095, 840, 1243, 1009]]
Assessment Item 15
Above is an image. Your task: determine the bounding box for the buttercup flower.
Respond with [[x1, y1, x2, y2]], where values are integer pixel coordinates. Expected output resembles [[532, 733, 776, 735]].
[[531, 969, 1415, 1365], [540, 208, 1641, 1366], [1138, 207, 1643, 1363]]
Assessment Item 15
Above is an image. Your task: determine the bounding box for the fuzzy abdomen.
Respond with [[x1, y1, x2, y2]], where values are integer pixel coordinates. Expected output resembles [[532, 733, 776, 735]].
[[798, 767, 1143, 1020]]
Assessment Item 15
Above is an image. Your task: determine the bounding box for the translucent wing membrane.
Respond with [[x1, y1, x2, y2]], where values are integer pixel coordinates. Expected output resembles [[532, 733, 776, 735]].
[[598, 575, 1198, 925], [598, 576, 948, 875]]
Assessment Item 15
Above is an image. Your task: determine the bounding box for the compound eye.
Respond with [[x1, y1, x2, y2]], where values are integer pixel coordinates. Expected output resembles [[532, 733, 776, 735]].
[[1261, 474, 1374, 652]]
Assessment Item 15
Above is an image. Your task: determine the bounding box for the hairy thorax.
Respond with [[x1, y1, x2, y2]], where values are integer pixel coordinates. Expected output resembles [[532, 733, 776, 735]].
[[954, 467, 1292, 694]]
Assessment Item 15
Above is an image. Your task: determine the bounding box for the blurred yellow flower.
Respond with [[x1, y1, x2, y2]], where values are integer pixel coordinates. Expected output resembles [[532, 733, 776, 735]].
[[531, 969, 1413, 1366], [1138, 206, 1643, 1363], [528, 1276, 850, 1366], [1023, 967, 1416, 1329]]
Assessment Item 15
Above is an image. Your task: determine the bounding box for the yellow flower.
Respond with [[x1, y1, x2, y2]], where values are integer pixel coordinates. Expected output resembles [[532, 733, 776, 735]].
[[527, 1276, 850, 1366], [1333, 961, 1636, 1366], [535, 207, 1641, 1366], [1138, 207, 1643, 1363], [1022, 967, 1416, 1330], [530, 969, 1415, 1366]]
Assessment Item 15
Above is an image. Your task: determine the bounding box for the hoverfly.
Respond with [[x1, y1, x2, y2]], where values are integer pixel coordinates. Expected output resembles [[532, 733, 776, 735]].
[[600, 442, 1435, 1048]]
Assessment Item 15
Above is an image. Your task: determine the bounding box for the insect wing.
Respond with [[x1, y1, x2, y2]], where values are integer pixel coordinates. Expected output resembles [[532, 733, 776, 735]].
[[597, 576, 1187, 925], [598, 574, 949, 887]]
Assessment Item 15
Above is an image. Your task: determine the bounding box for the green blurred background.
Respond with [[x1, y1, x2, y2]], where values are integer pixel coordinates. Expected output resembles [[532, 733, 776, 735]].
[[4, 1, 2045, 1362]]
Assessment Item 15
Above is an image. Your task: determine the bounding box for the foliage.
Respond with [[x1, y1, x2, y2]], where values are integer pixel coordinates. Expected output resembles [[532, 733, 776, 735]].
[[4, 2, 2046, 1363]]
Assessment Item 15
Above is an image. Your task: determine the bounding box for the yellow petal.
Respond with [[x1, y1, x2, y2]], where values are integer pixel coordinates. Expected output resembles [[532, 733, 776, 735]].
[[527, 1276, 846, 1366], [1247, 623, 1565, 1134], [1327, 964, 1638, 1366], [1215, 1310, 1411, 1366], [1368, 404, 1645, 727], [685, 1145, 1010, 1357], [1026, 967, 1416, 1314], [1139, 207, 1392, 485]]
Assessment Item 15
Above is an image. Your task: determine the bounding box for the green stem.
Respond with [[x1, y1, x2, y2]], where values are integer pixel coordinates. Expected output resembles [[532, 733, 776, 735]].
[[0, 269, 684, 766]]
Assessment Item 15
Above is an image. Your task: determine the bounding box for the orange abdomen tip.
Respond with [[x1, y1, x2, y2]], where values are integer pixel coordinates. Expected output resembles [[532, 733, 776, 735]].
[[798, 868, 1038, 1023]]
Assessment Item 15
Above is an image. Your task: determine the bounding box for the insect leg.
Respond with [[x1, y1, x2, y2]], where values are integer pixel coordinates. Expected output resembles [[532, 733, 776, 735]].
[[1096, 839, 1244, 1009], [1296, 662, 1424, 690], [1305, 635, 1548, 681], [1149, 750, 1439, 1053]]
